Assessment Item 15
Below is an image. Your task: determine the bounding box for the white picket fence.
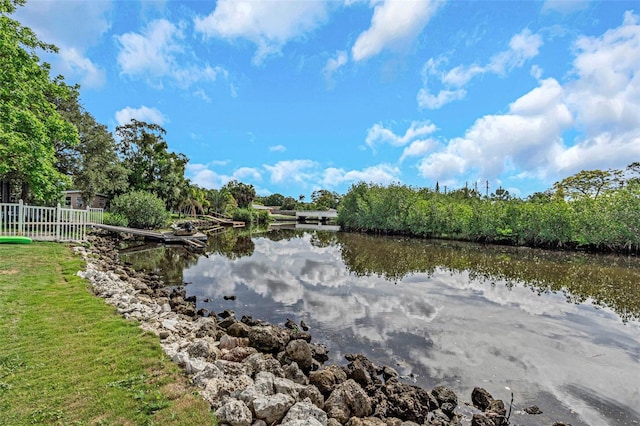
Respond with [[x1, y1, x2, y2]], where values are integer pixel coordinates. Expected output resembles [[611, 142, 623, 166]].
[[0, 200, 103, 242]]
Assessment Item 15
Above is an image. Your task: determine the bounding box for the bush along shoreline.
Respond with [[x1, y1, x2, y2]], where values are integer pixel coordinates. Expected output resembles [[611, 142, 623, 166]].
[[336, 181, 640, 254], [76, 231, 571, 426]]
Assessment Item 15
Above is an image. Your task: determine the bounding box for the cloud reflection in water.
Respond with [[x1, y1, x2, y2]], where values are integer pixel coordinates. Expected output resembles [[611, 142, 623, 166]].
[[180, 231, 640, 426]]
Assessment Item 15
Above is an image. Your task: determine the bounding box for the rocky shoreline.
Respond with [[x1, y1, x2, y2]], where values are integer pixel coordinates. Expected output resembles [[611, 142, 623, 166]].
[[74, 233, 559, 426]]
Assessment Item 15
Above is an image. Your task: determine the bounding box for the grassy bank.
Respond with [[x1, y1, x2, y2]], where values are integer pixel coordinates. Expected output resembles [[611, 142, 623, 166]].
[[0, 242, 216, 425]]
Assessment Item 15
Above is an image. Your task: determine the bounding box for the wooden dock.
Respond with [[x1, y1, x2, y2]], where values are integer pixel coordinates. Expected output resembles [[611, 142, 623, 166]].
[[92, 224, 207, 249], [198, 214, 245, 228]]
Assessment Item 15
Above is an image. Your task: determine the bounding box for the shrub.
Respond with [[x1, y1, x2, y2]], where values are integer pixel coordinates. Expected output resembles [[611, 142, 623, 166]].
[[231, 208, 253, 223], [110, 191, 169, 229], [102, 212, 128, 227], [254, 209, 271, 224]]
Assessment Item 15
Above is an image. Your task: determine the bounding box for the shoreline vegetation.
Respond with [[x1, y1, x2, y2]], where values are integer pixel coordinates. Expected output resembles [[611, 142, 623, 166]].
[[336, 175, 640, 254]]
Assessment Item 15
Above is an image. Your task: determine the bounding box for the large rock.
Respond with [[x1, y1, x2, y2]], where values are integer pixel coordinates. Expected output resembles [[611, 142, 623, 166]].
[[431, 385, 458, 416], [471, 414, 496, 426], [284, 361, 309, 385], [219, 334, 247, 350], [194, 316, 218, 338], [243, 353, 285, 378], [286, 339, 314, 371], [215, 399, 252, 426], [221, 346, 258, 362], [381, 378, 432, 424], [227, 321, 250, 338], [486, 399, 507, 426], [274, 376, 303, 400], [248, 325, 289, 354], [253, 393, 296, 424], [470, 387, 506, 426], [471, 387, 494, 411], [324, 379, 373, 424], [344, 353, 381, 388], [282, 399, 328, 425], [298, 384, 325, 409], [309, 365, 348, 396], [254, 371, 276, 396], [311, 343, 330, 363], [193, 364, 254, 409]]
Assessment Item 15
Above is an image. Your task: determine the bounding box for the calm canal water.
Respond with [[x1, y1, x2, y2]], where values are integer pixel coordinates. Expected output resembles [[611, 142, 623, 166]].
[[120, 226, 640, 426]]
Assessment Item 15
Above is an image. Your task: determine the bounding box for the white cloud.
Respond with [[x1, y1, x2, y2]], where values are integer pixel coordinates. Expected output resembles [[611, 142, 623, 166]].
[[400, 140, 437, 163], [195, 0, 329, 64], [15, 0, 112, 49], [186, 163, 232, 189], [416, 12, 640, 186], [116, 19, 179, 82], [58, 48, 106, 89], [557, 10, 640, 172], [542, 0, 590, 14], [366, 121, 437, 150], [352, 0, 441, 61], [416, 88, 466, 110], [116, 19, 226, 90], [488, 29, 543, 75], [419, 28, 543, 109], [418, 78, 573, 181], [323, 50, 348, 84], [234, 167, 262, 181], [566, 11, 640, 135], [269, 145, 287, 152], [322, 164, 401, 187], [115, 106, 167, 126], [15, 0, 111, 89], [264, 160, 319, 184]]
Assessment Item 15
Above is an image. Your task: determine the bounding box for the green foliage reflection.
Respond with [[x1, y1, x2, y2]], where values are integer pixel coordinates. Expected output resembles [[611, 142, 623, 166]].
[[336, 233, 640, 322]]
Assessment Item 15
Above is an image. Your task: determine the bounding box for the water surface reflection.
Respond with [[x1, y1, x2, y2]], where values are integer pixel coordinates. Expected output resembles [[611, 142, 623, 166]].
[[121, 230, 640, 426]]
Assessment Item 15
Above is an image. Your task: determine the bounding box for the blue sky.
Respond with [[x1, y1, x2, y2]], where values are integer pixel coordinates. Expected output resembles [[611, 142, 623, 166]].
[[15, 0, 640, 198]]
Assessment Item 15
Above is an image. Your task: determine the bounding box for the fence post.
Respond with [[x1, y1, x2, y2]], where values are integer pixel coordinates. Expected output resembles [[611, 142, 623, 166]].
[[56, 203, 61, 241], [18, 199, 24, 236]]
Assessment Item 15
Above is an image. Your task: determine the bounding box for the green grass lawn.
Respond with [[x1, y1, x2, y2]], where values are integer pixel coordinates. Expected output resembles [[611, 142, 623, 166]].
[[0, 242, 216, 425]]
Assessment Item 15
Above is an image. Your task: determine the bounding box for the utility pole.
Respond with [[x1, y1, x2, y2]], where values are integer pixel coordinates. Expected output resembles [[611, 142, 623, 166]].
[[485, 180, 489, 197]]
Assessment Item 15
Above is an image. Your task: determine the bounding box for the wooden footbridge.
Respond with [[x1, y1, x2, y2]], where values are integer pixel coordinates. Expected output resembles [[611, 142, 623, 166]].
[[296, 210, 338, 223]]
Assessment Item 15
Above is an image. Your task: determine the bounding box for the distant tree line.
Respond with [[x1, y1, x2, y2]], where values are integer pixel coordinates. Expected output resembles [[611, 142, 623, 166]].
[[338, 164, 640, 252]]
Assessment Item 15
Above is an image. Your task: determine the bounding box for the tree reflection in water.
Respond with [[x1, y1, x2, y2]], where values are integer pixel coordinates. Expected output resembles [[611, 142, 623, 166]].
[[335, 233, 640, 323]]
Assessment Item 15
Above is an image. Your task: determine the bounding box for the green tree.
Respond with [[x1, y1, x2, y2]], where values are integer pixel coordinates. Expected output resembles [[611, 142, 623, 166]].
[[281, 196, 297, 210], [207, 188, 236, 215], [0, 0, 79, 203], [115, 119, 188, 211], [311, 189, 341, 210], [52, 83, 128, 203], [627, 162, 640, 184], [553, 169, 622, 200], [262, 193, 285, 207], [177, 183, 208, 217], [223, 179, 256, 209]]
